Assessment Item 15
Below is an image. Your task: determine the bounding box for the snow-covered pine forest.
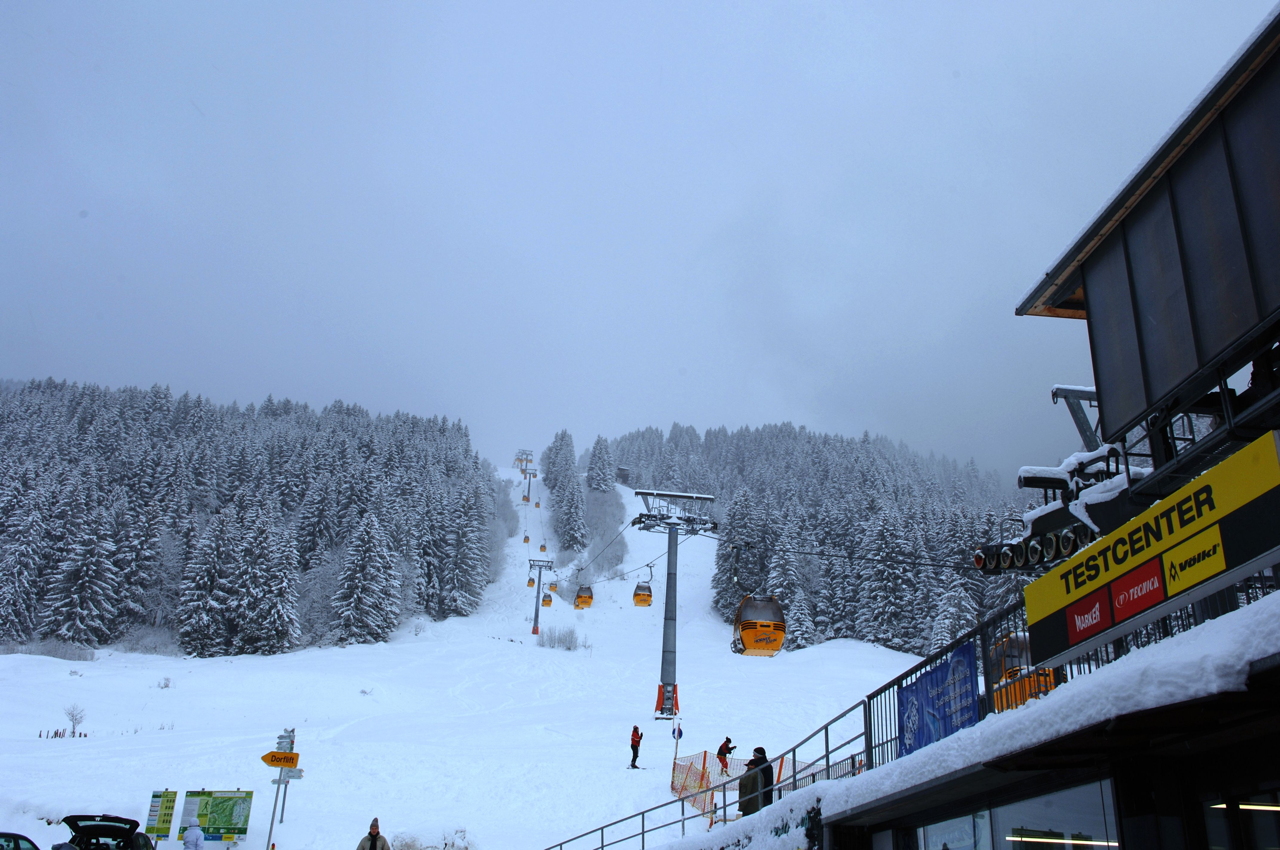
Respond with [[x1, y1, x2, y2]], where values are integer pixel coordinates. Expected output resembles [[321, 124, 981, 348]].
[[608, 423, 1025, 655], [0, 379, 514, 653]]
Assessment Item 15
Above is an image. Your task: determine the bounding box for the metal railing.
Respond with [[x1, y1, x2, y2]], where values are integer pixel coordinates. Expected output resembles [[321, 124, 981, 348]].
[[543, 700, 867, 850], [546, 561, 1280, 850]]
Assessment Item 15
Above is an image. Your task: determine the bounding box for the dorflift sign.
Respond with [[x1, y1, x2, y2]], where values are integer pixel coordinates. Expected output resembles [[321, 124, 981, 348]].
[[1026, 431, 1280, 667], [897, 642, 980, 757]]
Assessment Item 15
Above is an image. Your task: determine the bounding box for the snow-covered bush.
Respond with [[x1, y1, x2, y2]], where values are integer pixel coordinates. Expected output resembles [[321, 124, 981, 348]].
[[536, 625, 582, 651]]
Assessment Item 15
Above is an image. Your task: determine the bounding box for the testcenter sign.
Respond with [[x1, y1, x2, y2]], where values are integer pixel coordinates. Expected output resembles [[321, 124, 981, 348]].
[[1025, 431, 1280, 667]]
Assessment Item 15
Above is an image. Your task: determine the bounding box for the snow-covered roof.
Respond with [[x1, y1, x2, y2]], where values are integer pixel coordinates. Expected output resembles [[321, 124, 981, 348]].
[[657, 591, 1280, 849]]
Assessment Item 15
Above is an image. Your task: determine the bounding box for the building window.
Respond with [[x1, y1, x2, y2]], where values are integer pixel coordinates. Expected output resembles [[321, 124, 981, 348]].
[[919, 811, 993, 850], [992, 780, 1117, 848], [1204, 790, 1280, 849], [917, 781, 1117, 850]]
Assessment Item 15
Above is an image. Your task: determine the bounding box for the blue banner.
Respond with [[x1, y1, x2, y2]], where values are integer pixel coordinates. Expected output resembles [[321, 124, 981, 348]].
[[897, 641, 980, 757]]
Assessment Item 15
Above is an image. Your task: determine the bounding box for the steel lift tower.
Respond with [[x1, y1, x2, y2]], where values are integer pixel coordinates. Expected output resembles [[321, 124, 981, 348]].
[[632, 489, 716, 719]]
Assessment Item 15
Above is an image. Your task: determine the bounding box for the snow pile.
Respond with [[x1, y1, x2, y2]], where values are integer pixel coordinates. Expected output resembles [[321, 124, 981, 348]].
[[655, 588, 1280, 849]]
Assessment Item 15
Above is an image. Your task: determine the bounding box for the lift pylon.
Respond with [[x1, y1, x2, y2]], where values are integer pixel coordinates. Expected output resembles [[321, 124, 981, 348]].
[[528, 558, 554, 636], [631, 490, 716, 719]]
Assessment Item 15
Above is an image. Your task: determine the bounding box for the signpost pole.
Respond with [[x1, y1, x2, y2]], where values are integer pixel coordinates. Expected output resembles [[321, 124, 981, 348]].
[[265, 768, 283, 850], [279, 780, 289, 823]]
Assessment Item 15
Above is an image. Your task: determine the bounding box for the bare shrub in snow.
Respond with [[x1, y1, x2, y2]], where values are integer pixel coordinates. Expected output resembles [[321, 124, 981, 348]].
[[536, 626, 580, 651], [114, 624, 184, 657], [157, 677, 171, 689], [64, 704, 86, 735], [393, 830, 478, 850]]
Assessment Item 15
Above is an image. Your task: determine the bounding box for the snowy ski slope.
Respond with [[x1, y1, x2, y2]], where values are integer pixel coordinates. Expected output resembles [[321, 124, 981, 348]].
[[0, 471, 917, 849]]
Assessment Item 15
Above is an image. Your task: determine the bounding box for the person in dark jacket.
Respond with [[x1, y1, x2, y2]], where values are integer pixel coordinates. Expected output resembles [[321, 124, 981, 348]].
[[629, 725, 643, 768], [716, 736, 736, 775], [745, 747, 774, 807], [357, 818, 391, 850]]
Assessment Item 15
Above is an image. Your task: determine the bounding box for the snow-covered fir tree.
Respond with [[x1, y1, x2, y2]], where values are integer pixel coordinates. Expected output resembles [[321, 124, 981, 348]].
[[42, 510, 120, 647], [334, 513, 401, 644], [440, 480, 489, 617], [553, 473, 590, 552], [0, 505, 46, 642], [765, 515, 817, 649], [586, 436, 615, 492], [176, 511, 235, 657]]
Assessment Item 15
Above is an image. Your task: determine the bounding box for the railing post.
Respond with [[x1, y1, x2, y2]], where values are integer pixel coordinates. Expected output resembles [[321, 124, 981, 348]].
[[824, 726, 831, 780], [599, 826, 604, 850], [863, 699, 875, 769], [681, 800, 686, 837], [641, 811, 645, 849]]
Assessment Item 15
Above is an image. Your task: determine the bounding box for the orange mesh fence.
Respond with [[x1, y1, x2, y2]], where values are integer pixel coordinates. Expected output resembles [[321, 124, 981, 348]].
[[672, 750, 848, 821]]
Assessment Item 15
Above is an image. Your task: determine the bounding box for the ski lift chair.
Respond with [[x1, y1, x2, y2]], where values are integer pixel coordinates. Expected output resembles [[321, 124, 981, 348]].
[[633, 582, 653, 607], [574, 585, 594, 609], [541, 593, 553, 608]]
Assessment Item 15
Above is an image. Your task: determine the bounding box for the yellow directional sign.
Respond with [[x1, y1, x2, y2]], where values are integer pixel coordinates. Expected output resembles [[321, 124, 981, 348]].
[[261, 751, 299, 769]]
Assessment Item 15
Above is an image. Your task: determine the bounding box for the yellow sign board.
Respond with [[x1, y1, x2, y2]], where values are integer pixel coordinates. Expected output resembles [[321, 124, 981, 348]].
[[261, 751, 299, 768], [1024, 431, 1280, 665], [1162, 524, 1226, 592]]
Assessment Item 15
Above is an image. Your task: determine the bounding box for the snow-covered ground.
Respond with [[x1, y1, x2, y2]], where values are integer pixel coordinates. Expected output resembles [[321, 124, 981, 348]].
[[0, 473, 917, 850]]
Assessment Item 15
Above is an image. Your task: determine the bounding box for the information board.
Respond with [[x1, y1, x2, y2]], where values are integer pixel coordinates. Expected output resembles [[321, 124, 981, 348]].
[[145, 791, 178, 841], [1025, 430, 1280, 666], [897, 642, 980, 757], [178, 791, 254, 842]]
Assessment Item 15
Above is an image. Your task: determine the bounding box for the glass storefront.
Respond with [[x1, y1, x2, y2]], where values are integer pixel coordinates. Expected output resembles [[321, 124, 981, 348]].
[[1204, 790, 1280, 850], [918, 781, 1118, 849]]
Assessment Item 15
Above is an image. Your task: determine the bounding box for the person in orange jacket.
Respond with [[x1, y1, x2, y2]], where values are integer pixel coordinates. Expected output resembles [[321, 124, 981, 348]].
[[716, 736, 736, 775], [629, 725, 644, 768]]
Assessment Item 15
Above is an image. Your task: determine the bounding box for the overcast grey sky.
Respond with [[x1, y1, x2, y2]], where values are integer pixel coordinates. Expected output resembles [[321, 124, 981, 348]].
[[3, 2, 1276, 480]]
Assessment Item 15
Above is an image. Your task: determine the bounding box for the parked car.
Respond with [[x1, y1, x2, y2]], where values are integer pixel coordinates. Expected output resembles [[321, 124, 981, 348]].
[[61, 817, 151, 850], [0, 833, 40, 850]]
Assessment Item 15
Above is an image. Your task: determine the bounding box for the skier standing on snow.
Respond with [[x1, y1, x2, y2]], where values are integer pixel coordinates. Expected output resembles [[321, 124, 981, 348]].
[[183, 818, 204, 850], [629, 725, 643, 768], [716, 736, 736, 775], [357, 818, 391, 850]]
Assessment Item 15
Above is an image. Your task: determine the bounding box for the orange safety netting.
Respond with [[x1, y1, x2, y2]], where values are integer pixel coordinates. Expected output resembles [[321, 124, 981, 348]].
[[672, 749, 868, 822], [670, 751, 805, 821]]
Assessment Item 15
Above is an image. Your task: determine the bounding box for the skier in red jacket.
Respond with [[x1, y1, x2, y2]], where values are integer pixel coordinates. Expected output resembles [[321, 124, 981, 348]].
[[629, 725, 643, 768], [716, 736, 736, 775]]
